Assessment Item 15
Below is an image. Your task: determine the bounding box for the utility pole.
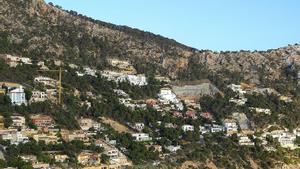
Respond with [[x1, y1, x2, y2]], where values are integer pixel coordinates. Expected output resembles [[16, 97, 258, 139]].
[[38, 68, 64, 105]]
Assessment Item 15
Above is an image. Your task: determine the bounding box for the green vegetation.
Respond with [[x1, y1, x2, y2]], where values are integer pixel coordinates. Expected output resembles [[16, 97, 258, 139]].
[[0, 1, 299, 168], [117, 133, 159, 163]]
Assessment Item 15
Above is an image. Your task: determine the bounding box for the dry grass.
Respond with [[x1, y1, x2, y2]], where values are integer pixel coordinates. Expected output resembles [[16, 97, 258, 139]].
[[100, 117, 133, 134]]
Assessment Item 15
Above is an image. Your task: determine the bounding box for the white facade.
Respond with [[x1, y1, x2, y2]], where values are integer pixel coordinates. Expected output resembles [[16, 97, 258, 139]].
[[133, 123, 145, 132], [76, 71, 85, 77], [34, 76, 57, 87], [30, 90, 48, 103], [1, 131, 29, 145], [126, 75, 147, 86], [93, 122, 103, 131], [119, 98, 147, 110], [158, 88, 183, 111], [165, 145, 181, 153], [182, 125, 194, 132], [223, 120, 238, 134], [100, 71, 147, 86], [294, 128, 300, 137], [278, 135, 296, 149], [3, 55, 32, 65], [117, 74, 148, 86], [131, 133, 152, 142], [101, 70, 124, 81], [114, 89, 129, 98], [78, 118, 94, 131], [84, 67, 97, 77], [158, 88, 177, 103], [7, 86, 26, 106], [250, 107, 271, 115], [199, 126, 210, 134], [238, 135, 255, 146], [262, 130, 297, 149], [11, 116, 26, 128], [229, 98, 247, 106], [227, 84, 246, 95], [210, 124, 225, 133], [20, 57, 32, 65]]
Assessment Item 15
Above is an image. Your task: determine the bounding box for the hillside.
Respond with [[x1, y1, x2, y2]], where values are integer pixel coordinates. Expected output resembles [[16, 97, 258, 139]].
[[0, 1, 299, 169], [1, 0, 300, 83]]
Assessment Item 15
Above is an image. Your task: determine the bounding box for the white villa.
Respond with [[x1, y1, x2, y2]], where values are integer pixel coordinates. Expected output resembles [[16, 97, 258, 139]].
[[7, 86, 26, 106], [131, 133, 152, 142], [182, 125, 194, 132]]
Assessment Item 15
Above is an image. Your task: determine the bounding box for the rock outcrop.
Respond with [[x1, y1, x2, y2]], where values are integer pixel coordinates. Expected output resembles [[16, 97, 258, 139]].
[[0, 0, 299, 82]]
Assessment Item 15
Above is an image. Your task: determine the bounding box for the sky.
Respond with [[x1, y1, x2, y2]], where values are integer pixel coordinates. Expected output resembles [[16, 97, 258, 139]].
[[45, 0, 300, 51]]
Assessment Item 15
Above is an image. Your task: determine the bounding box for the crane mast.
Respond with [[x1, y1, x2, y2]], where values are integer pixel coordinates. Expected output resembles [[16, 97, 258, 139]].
[[38, 68, 63, 105]]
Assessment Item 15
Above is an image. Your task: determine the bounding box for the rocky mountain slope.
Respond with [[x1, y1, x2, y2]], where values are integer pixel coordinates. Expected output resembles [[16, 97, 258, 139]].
[[0, 0, 300, 82]]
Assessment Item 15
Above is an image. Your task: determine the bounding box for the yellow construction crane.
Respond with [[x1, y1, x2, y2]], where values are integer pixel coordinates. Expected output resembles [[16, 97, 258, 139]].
[[38, 67, 63, 105]]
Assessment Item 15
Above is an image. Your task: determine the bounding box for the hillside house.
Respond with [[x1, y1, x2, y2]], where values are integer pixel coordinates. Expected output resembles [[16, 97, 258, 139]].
[[54, 60, 63, 66], [116, 74, 148, 86], [31, 114, 54, 129], [37, 61, 49, 70], [223, 119, 238, 135], [279, 96, 293, 103], [182, 125, 194, 132], [61, 130, 89, 143], [114, 89, 129, 98], [77, 151, 101, 166], [108, 59, 136, 74], [76, 71, 85, 77], [131, 133, 152, 142], [210, 124, 225, 133], [146, 144, 163, 154], [172, 111, 183, 118], [278, 134, 297, 149], [158, 88, 178, 104], [158, 88, 183, 111], [165, 123, 177, 129], [200, 112, 214, 120], [131, 123, 145, 132], [199, 126, 210, 134], [20, 155, 37, 164], [30, 90, 48, 103], [83, 67, 97, 77], [250, 107, 271, 115], [265, 130, 297, 149], [32, 163, 50, 169], [227, 84, 246, 95], [78, 118, 94, 131], [154, 75, 171, 83], [54, 154, 69, 163], [93, 122, 103, 132], [10, 115, 26, 129], [45, 89, 58, 100], [1, 131, 29, 145], [7, 86, 26, 106], [1, 55, 32, 67], [94, 139, 120, 160], [229, 97, 247, 106], [185, 111, 198, 120], [294, 128, 300, 137], [238, 135, 255, 146], [32, 134, 59, 144], [1, 54, 20, 67], [165, 145, 181, 153], [34, 76, 57, 87]]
